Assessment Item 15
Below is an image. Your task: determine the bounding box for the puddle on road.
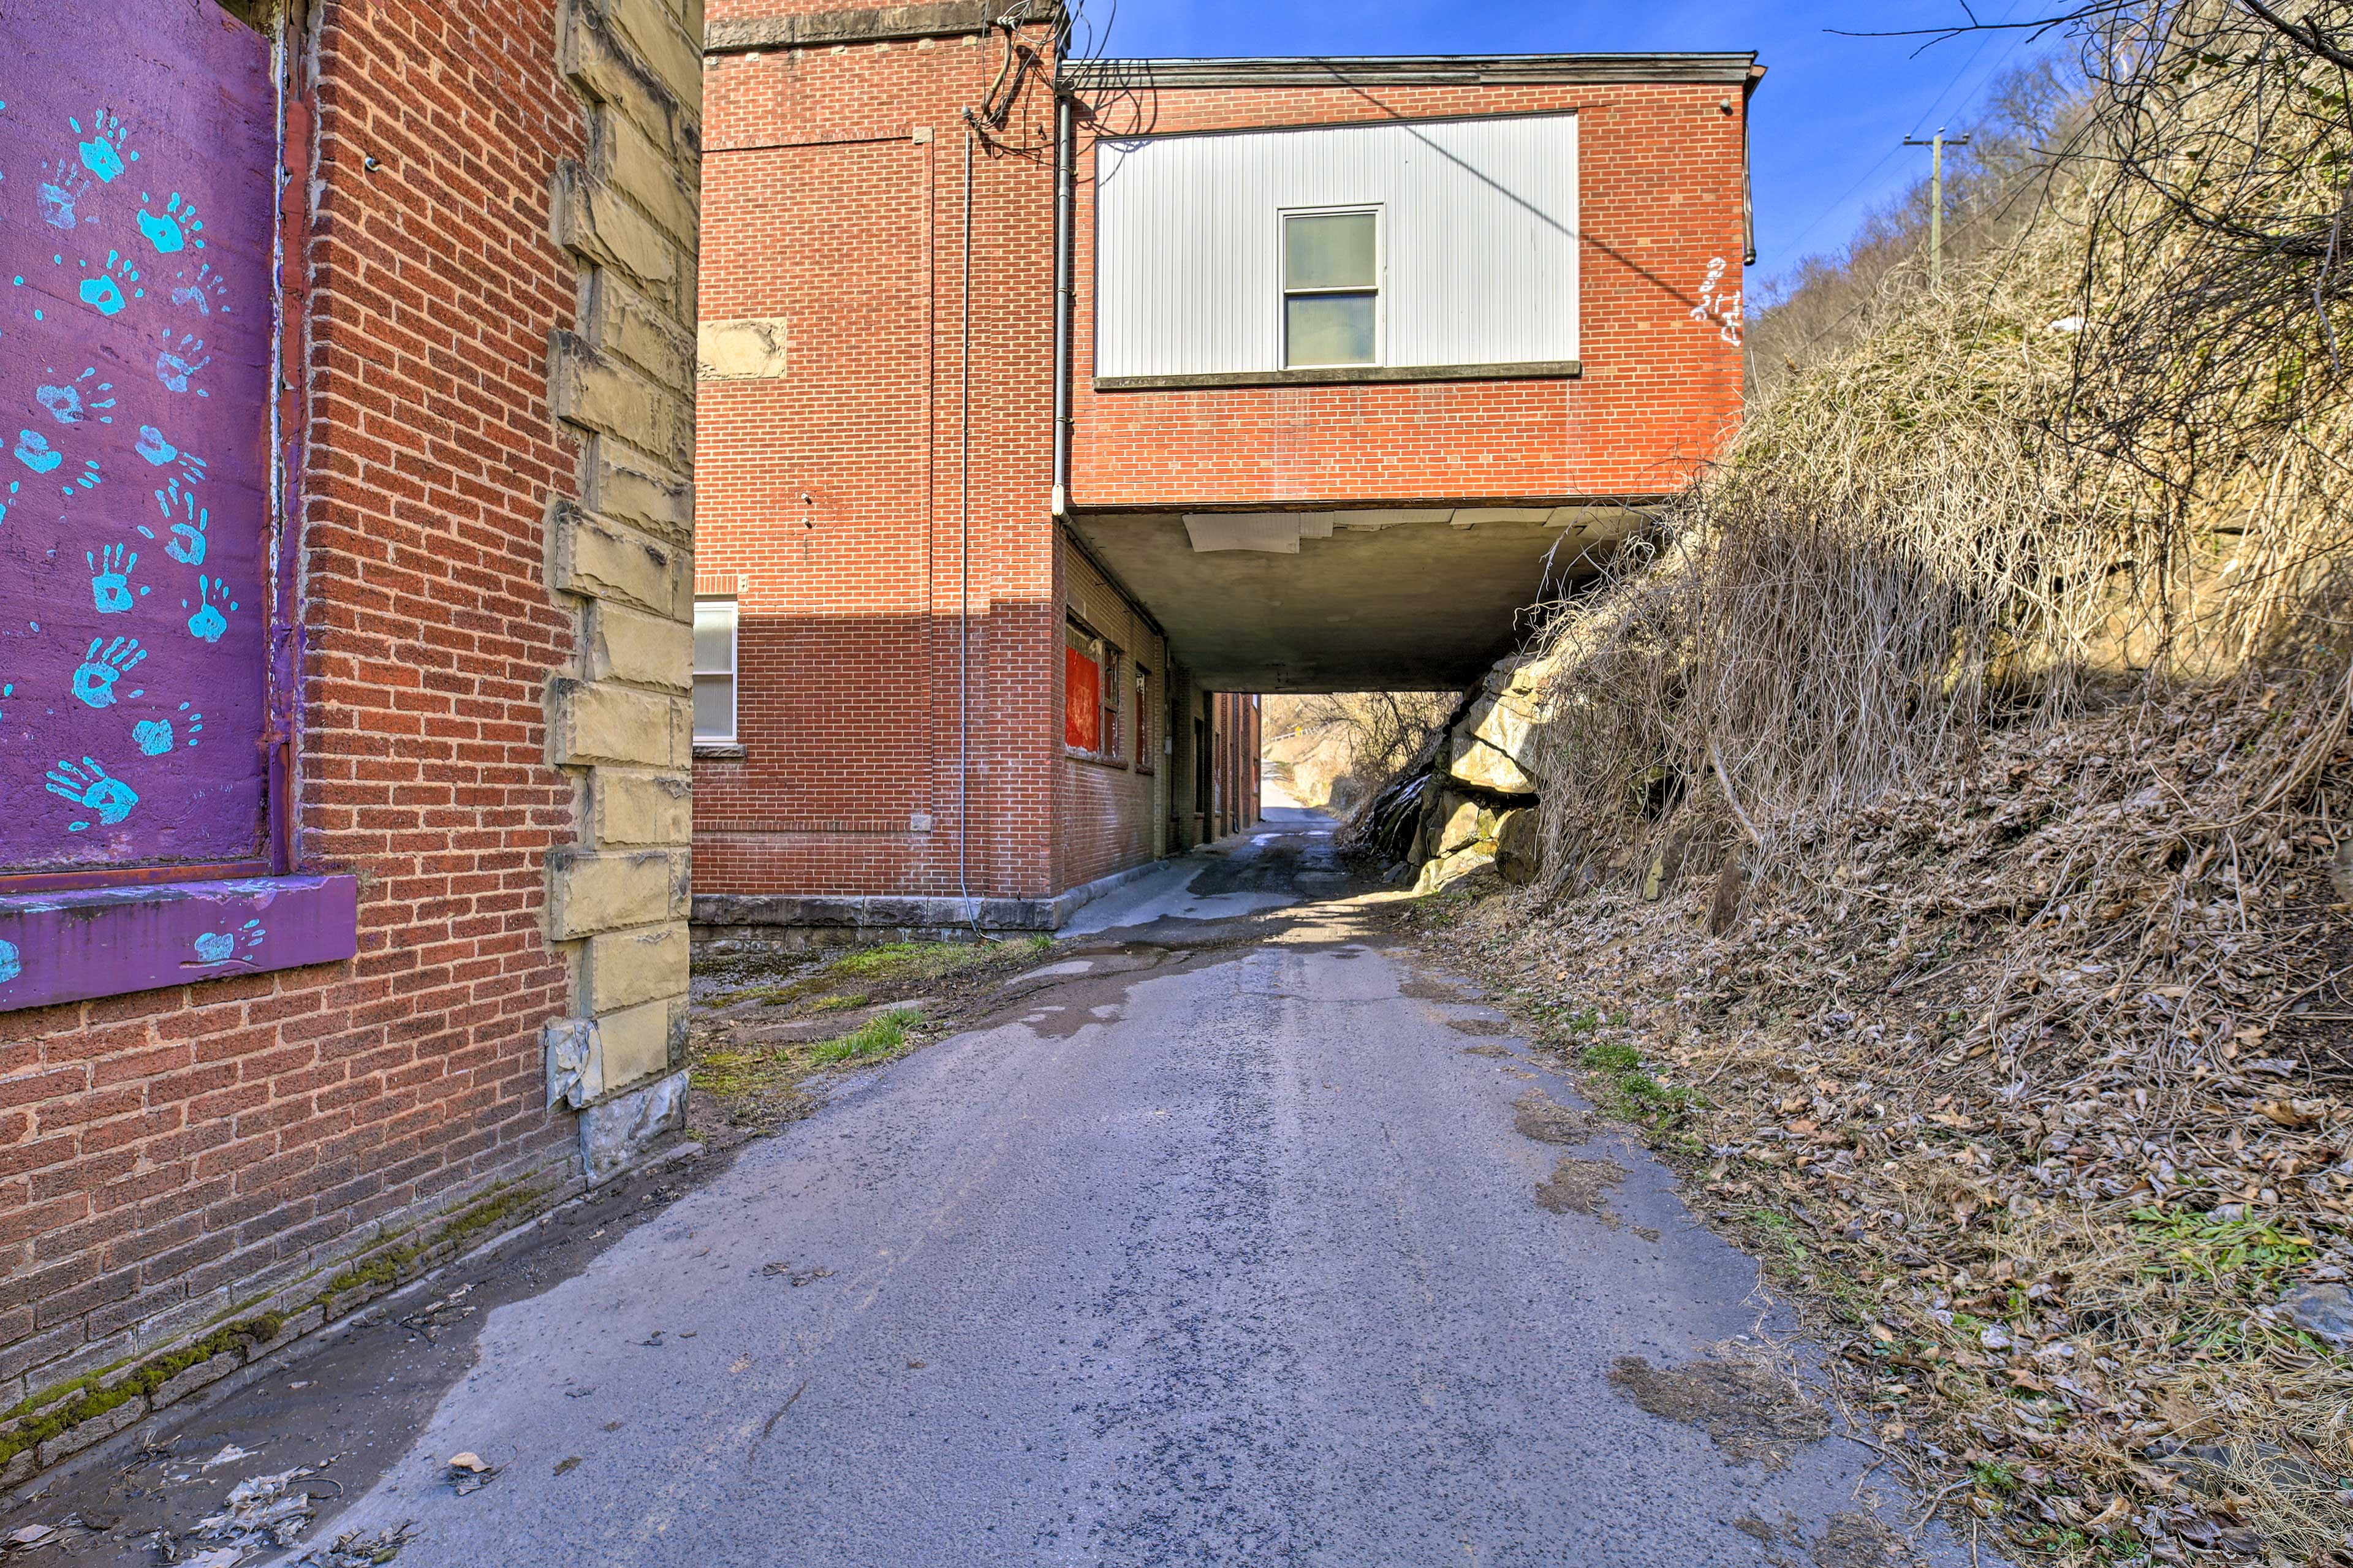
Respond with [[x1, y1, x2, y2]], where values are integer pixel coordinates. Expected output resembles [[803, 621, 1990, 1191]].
[[1512, 1091, 1594, 1145], [1605, 1347, 1832, 1471], [1534, 1155, 1626, 1226], [1400, 976, 1477, 1004]]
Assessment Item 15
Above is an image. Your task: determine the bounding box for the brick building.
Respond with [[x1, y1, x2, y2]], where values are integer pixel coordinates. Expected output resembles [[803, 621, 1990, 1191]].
[[1, 0, 701, 1485], [691, 4, 1756, 936]]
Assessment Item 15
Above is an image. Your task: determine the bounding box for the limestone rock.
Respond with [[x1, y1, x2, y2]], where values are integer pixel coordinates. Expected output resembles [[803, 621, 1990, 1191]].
[[1447, 729, 1536, 795], [1494, 808, 1540, 884], [2279, 1281, 2353, 1346], [1414, 845, 1496, 895], [1434, 792, 1487, 855]]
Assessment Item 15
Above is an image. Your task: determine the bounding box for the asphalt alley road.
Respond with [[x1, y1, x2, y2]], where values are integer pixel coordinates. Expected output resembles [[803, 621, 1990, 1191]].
[[313, 808, 1979, 1568]]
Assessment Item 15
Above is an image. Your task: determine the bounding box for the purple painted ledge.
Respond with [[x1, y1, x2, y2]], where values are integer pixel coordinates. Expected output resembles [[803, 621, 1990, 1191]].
[[0, 876, 359, 1013]]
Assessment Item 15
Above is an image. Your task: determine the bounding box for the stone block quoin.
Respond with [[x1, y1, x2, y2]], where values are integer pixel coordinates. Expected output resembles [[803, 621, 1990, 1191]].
[[546, 0, 707, 1103]]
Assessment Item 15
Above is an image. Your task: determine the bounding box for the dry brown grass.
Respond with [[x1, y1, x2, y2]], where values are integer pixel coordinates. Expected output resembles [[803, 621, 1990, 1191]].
[[1452, 5, 2353, 1561]]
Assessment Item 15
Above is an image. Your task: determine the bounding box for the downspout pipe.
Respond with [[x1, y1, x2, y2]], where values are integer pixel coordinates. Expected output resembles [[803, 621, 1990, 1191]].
[[1051, 87, 1074, 517]]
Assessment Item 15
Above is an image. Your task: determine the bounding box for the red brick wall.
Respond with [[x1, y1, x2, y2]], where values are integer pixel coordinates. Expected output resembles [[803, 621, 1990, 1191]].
[[1069, 81, 1750, 506], [694, 26, 1083, 904], [2, 1, 585, 1412]]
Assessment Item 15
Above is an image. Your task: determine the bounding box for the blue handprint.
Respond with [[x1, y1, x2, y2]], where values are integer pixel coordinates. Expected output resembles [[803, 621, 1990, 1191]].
[[138, 428, 208, 485], [88, 544, 138, 613], [155, 331, 210, 393], [191, 918, 265, 966], [38, 156, 91, 229], [136, 191, 204, 254], [14, 430, 62, 474], [46, 756, 138, 828], [0, 937, 19, 986], [77, 250, 143, 316], [159, 479, 207, 565], [37, 368, 115, 425], [1, 480, 18, 528], [134, 702, 200, 755], [60, 458, 102, 500], [71, 636, 146, 709], [185, 574, 234, 642], [169, 262, 229, 318], [72, 110, 136, 183]]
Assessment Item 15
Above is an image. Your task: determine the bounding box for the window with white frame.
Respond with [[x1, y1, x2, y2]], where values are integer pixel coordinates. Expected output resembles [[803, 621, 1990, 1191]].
[[1283, 209, 1378, 368], [693, 597, 738, 745]]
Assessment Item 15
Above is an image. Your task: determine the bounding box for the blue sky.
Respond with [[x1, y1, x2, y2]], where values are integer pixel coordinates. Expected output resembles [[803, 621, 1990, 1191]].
[[1086, 2, 2061, 287]]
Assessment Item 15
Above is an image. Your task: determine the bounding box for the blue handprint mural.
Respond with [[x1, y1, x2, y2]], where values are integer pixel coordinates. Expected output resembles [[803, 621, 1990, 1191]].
[[155, 330, 210, 393], [158, 477, 207, 565], [137, 192, 205, 254], [167, 260, 229, 317], [78, 250, 145, 316], [134, 703, 200, 754], [191, 917, 265, 966], [71, 636, 146, 708], [14, 430, 63, 474], [38, 368, 116, 425], [72, 110, 137, 183], [88, 545, 141, 612], [184, 575, 233, 642], [38, 157, 93, 230], [45, 756, 138, 828], [5, 9, 275, 879]]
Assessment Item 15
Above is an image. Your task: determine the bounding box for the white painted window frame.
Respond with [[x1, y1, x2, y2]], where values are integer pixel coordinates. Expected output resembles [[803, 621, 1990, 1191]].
[[1278, 203, 1384, 369], [693, 595, 739, 746]]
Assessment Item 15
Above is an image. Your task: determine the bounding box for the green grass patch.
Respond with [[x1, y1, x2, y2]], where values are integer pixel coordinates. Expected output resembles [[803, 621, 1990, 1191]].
[[2126, 1205, 2316, 1297], [825, 937, 1045, 983], [1577, 1040, 1700, 1128], [811, 1008, 923, 1066]]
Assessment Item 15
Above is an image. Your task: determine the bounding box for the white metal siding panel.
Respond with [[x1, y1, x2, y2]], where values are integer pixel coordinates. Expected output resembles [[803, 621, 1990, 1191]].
[[1094, 113, 1578, 377]]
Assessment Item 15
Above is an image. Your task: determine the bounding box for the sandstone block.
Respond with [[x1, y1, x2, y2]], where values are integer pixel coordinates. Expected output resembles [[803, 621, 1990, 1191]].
[[588, 271, 694, 396], [548, 849, 687, 939], [586, 600, 692, 690], [591, 47, 702, 245], [585, 438, 693, 543], [593, 768, 692, 847], [596, 998, 680, 1090], [586, 922, 690, 1013], [551, 678, 676, 768], [698, 318, 791, 381], [551, 497, 691, 619], [551, 333, 693, 471]]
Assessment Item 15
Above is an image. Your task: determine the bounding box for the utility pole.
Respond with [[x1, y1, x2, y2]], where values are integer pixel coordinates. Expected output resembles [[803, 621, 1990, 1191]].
[[1902, 127, 1971, 289]]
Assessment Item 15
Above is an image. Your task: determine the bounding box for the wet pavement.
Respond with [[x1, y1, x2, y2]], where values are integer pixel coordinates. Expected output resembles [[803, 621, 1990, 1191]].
[[6, 808, 1988, 1567]]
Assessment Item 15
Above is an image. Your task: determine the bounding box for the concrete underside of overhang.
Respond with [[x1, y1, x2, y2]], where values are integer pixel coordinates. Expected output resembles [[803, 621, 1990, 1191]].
[[1066, 506, 1651, 691]]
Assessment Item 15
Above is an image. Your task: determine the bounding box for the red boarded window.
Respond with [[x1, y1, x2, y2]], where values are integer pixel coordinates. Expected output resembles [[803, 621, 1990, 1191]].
[[1065, 629, 1102, 752]]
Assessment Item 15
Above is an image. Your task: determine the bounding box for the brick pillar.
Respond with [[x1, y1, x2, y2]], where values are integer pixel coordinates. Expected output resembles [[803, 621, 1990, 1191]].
[[540, 0, 705, 1180]]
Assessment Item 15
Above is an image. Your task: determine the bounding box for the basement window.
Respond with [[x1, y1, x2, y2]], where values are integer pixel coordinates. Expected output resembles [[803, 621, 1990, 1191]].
[[694, 597, 739, 746], [1283, 209, 1379, 368]]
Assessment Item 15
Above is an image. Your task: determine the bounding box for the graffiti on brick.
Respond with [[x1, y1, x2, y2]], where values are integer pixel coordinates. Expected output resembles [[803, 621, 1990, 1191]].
[[0, 0, 278, 874]]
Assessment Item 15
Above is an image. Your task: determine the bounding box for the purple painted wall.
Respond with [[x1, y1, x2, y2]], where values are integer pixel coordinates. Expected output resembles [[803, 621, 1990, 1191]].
[[0, 872, 357, 1010], [0, 0, 278, 876]]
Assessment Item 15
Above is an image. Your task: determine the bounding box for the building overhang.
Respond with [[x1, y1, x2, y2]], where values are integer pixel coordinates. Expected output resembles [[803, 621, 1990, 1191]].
[[1066, 503, 1658, 692]]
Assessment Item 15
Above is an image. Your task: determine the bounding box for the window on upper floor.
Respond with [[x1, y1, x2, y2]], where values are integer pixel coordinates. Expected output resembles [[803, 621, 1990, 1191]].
[[1283, 210, 1378, 368], [694, 597, 738, 744]]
